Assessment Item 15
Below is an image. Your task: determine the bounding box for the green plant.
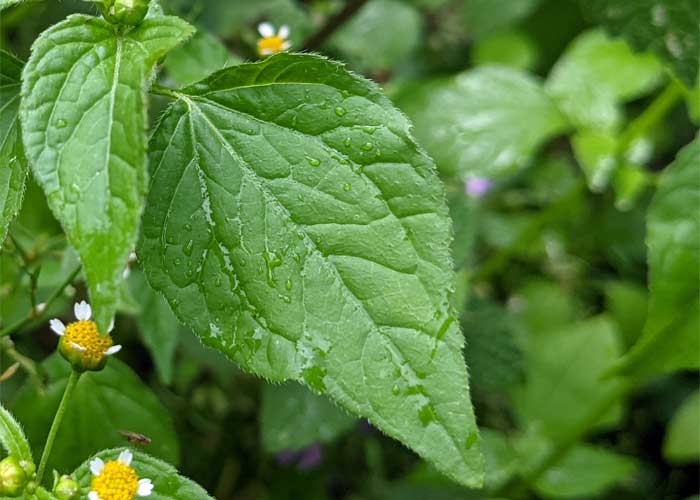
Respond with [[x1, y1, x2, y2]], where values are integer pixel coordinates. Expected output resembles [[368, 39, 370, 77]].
[[0, 0, 698, 499]]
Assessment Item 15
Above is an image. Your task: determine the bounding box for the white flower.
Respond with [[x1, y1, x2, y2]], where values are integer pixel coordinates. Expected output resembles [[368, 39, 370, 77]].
[[257, 22, 292, 56], [51, 302, 122, 370], [89, 450, 153, 499]]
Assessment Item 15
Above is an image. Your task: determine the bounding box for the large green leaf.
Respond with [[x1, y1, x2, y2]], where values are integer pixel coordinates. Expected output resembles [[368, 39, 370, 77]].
[[11, 355, 179, 473], [546, 29, 663, 131], [396, 66, 567, 179], [73, 448, 213, 500], [513, 316, 624, 441], [140, 53, 484, 486], [615, 140, 700, 378], [663, 390, 700, 463], [0, 50, 28, 246], [0, 404, 32, 463], [20, 14, 194, 331], [261, 382, 355, 453], [581, 0, 700, 85]]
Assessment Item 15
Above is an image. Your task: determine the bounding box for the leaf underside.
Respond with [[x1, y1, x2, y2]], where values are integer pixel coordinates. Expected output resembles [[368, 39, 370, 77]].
[[140, 53, 484, 486]]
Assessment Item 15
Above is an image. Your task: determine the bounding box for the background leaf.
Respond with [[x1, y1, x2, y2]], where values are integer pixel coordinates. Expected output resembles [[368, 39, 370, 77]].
[[129, 269, 181, 385], [261, 382, 355, 453], [73, 448, 213, 500], [580, 0, 700, 84], [0, 50, 28, 245], [139, 53, 484, 486], [546, 29, 663, 131], [19, 14, 194, 330], [328, 0, 422, 72], [163, 30, 240, 87], [396, 66, 568, 178], [614, 139, 700, 378], [513, 316, 624, 441], [533, 443, 638, 498], [11, 354, 179, 473], [663, 390, 700, 463]]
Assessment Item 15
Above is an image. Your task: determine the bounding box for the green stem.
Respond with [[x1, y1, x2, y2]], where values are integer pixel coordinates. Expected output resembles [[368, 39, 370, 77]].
[[150, 84, 182, 100], [36, 370, 81, 484], [617, 80, 685, 157], [0, 264, 81, 338]]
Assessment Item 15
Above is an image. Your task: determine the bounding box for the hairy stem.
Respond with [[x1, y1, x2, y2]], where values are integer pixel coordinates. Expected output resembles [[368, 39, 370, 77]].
[[302, 0, 369, 51], [36, 369, 81, 484]]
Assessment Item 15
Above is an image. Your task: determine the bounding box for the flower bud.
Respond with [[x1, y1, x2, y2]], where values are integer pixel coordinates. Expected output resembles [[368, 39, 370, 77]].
[[53, 475, 80, 500], [106, 0, 150, 26], [0, 456, 27, 497]]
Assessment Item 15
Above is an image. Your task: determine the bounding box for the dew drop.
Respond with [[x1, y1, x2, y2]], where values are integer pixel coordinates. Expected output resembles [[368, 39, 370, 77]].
[[305, 156, 321, 167], [333, 106, 347, 117], [174, 258, 182, 266], [183, 240, 194, 256], [361, 142, 374, 151], [391, 384, 400, 395], [285, 278, 292, 291], [342, 183, 351, 192], [465, 431, 478, 449], [418, 404, 435, 427], [184, 223, 192, 231], [55, 119, 67, 129], [166, 235, 176, 244], [343, 137, 352, 147]]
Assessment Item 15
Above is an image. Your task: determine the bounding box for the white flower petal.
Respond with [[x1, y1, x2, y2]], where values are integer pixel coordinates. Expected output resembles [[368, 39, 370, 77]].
[[107, 318, 115, 333], [70, 342, 87, 352], [74, 301, 91, 321], [118, 449, 132, 466], [277, 24, 290, 39], [260, 48, 274, 55], [137, 478, 154, 497], [104, 345, 122, 356], [90, 457, 104, 476], [281, 40, 292, 50], [123, 267, 131, 279], [88, 492, 101, 500], [258, 22, 275, 38], [128, 251, 137, 263], [50, 319, 66, 336]]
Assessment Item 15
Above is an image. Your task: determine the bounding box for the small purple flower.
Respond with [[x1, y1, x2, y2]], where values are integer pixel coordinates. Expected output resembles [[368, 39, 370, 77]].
[[275, 444, 324, 470], [465, 177, 493, 197], [297, 443, 323, 470]]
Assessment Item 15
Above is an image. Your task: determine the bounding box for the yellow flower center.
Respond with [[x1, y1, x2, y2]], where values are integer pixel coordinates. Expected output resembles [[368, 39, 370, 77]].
[[91, 461, 138, 500], [64, 320, 113, 361], [257, 35, 286, 55]]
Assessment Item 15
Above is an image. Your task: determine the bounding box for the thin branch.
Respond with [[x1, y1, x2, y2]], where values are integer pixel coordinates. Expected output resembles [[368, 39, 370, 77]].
[[0, 264, 81, 338], [302, 0, 369, 51]]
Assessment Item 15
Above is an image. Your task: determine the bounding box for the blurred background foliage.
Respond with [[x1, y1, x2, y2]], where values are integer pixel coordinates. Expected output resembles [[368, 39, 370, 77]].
[[1, 0, 698, 499]]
